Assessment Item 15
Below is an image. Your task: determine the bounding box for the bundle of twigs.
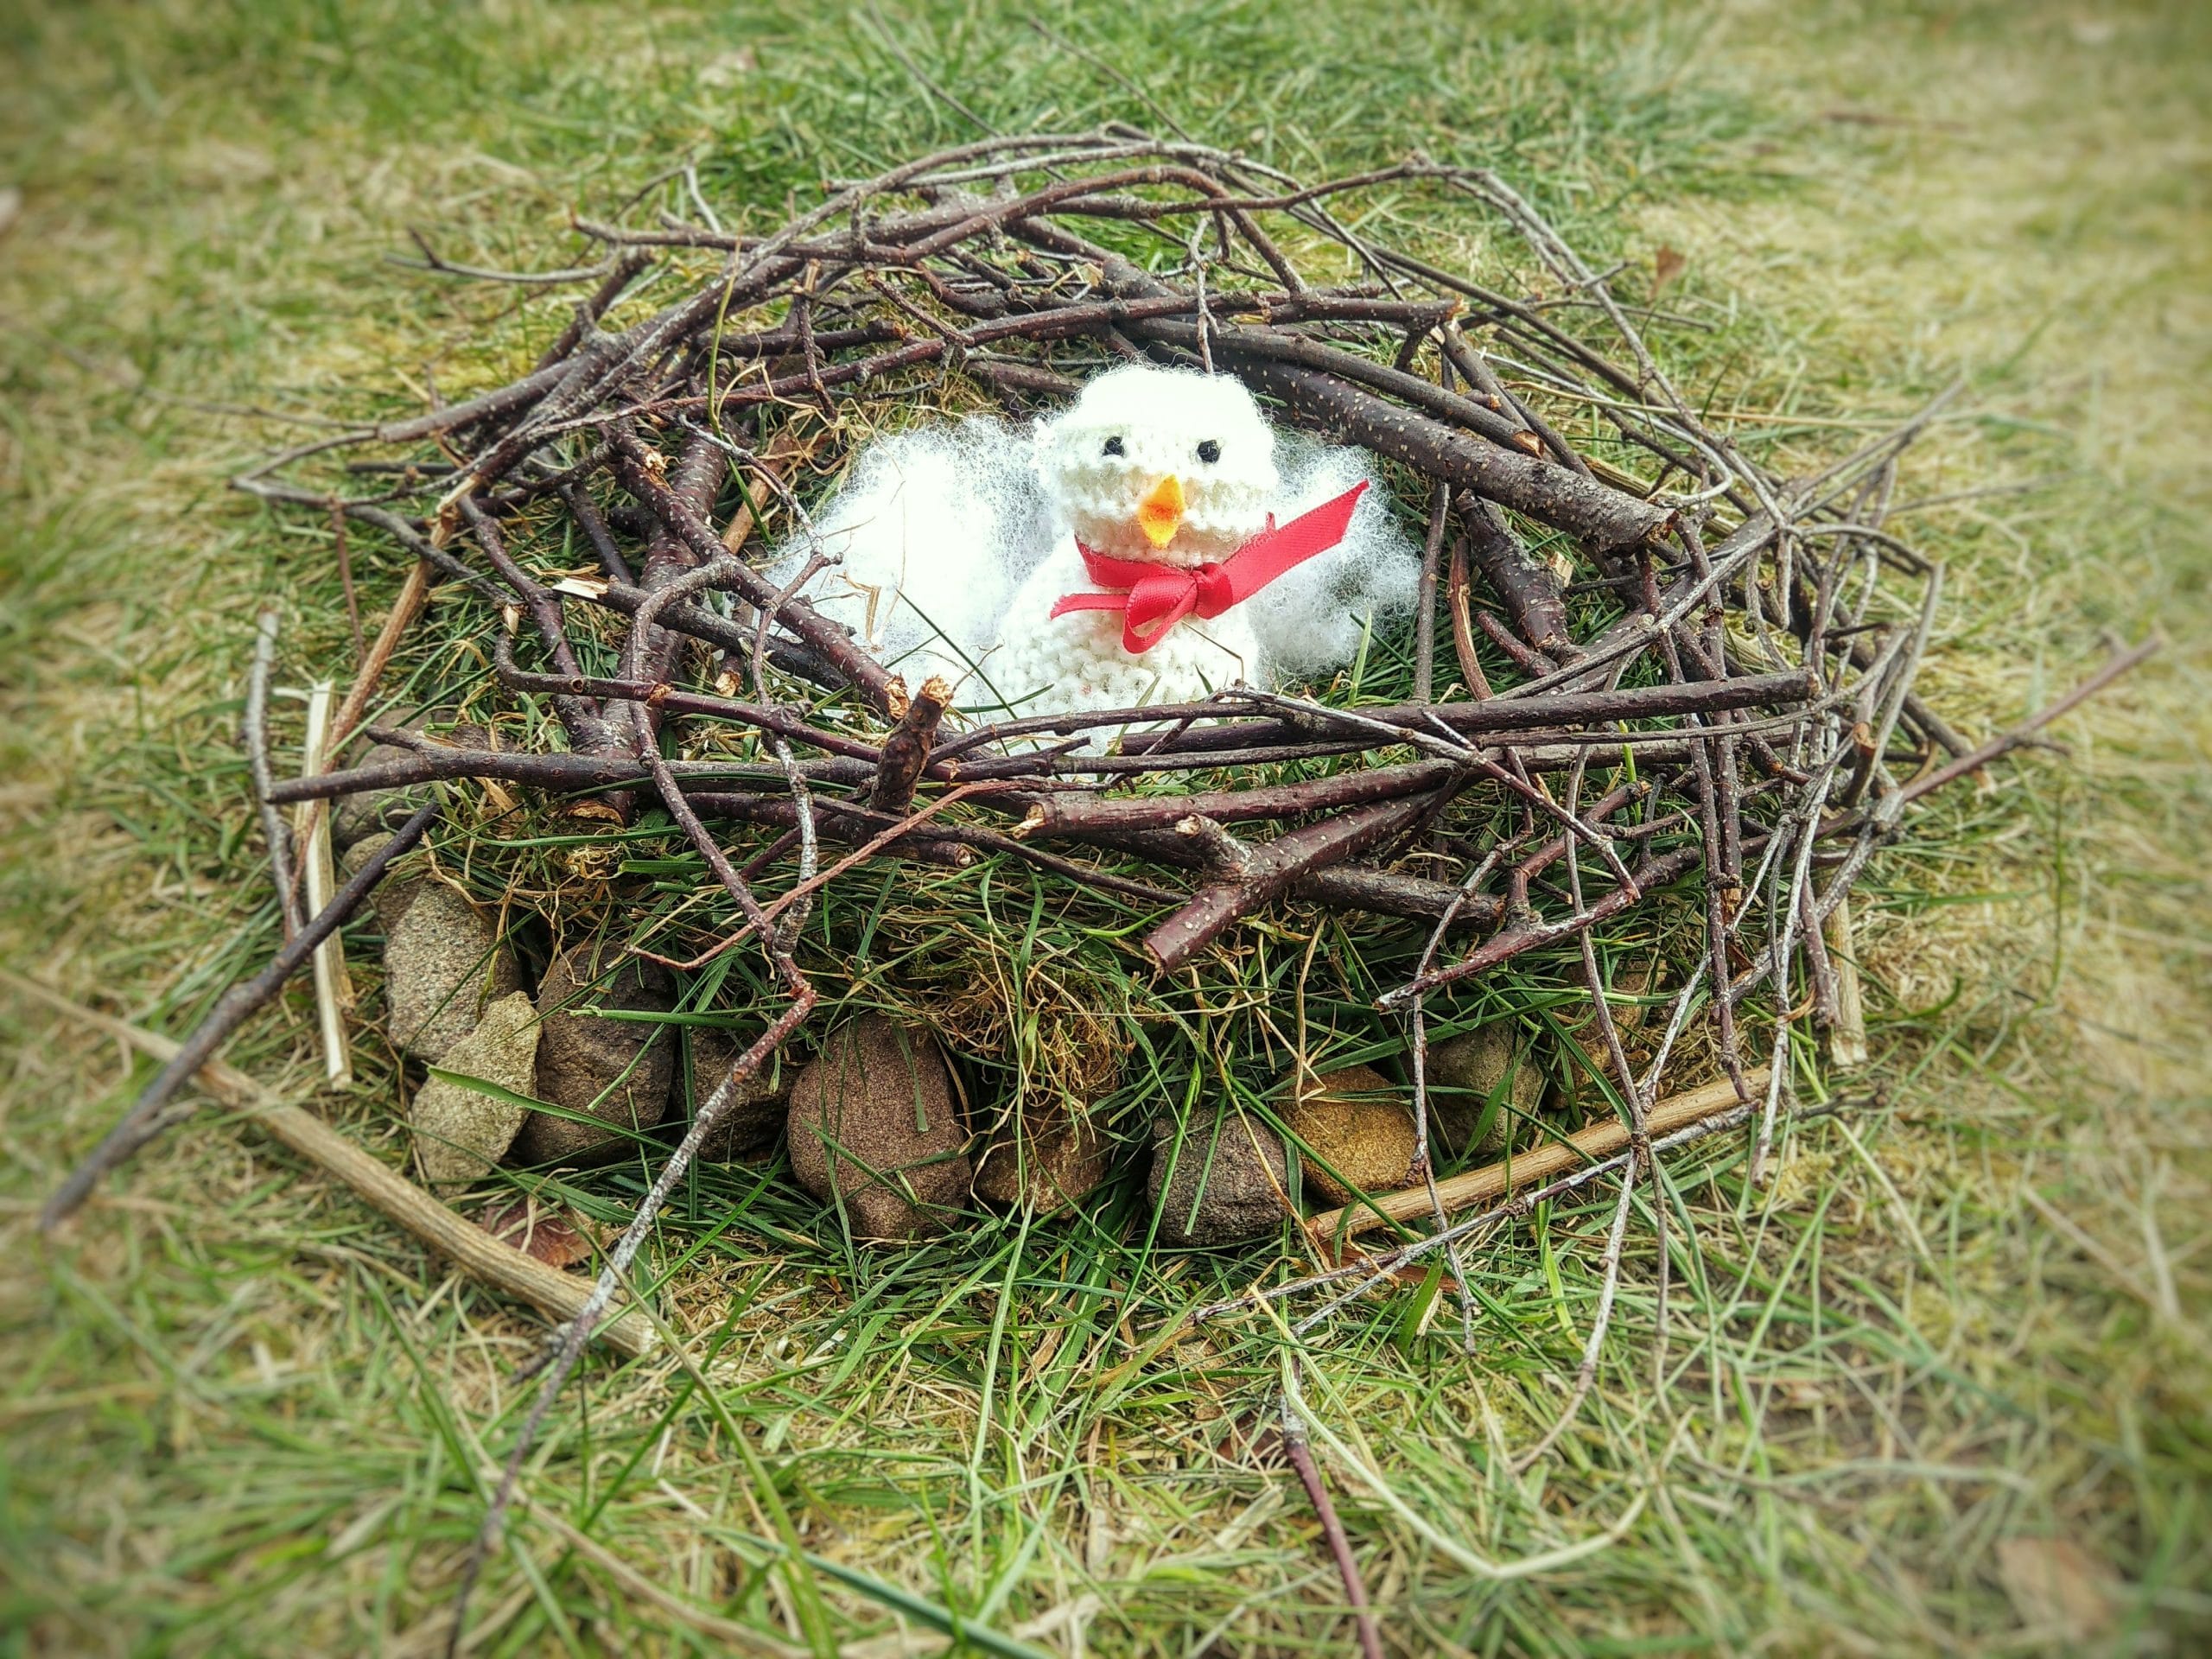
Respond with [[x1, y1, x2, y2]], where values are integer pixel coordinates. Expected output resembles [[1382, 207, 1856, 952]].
[[36, 125, 2154, 1651]]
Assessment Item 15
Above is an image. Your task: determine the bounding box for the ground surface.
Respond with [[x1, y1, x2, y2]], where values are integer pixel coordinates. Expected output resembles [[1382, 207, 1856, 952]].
[[2, 2, 2208, 1654]]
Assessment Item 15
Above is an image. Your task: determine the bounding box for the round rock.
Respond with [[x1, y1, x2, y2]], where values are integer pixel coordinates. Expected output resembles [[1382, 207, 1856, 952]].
[[1283, 1065, 1417, 1204], [1427, 1024, 1543, 1156], [682, 1027, 791, 1163], [971, 1107, 1111, 1215], [409, 990, 541, 1187], [511, 942, 677, 1165], [378, 876, 522, 1064], [1147, 1109, 1289, 1246], [786, 1015, 970, 1241]]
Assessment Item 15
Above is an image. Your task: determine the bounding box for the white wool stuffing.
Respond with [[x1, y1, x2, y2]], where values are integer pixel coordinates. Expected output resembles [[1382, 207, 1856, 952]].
[[769, 418, 1051, 679], [767, 368, 1423, 702], [1241, 431, 1421, 677]]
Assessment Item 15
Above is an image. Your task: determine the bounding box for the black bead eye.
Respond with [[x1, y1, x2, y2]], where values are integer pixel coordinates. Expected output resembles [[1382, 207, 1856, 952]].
[[1196, 439, 1221, 464], [1102, 435, 1124, 457]]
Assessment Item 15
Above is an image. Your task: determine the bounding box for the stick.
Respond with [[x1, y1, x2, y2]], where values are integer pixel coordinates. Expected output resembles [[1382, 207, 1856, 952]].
[[242, 612, 305, 940], [2, 971, 655, 1357], [1146, 792, 1442, 972], [40, 800, 440, 1230], [1444, 535, 1491, 697], [296, 682, 353, 1088], [1823, 892, 1869, 1067], [870, 675, 950, 814], [1281, 1402, 1385, 1659], [1897, 634, 2159, 806], [1306, 1069, 1768, 1243], [1414, 482, 1446, 702]]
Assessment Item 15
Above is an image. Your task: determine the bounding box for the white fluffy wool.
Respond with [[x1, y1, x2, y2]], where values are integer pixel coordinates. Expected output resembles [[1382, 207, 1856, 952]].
[[778, 416, 1051, 682], [766, 365, 1420, 714]]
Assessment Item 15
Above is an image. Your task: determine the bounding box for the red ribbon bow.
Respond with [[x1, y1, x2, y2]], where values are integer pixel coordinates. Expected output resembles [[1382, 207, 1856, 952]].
[[1049, 481, 1368, 655]]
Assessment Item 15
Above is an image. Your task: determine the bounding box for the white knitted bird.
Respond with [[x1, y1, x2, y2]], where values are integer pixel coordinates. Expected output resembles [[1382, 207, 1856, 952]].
[[772, 364, 1418, 727]]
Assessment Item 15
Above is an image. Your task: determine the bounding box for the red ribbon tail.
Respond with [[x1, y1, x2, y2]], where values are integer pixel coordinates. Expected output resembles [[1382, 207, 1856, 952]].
[[1048, 593, 1128, 621]]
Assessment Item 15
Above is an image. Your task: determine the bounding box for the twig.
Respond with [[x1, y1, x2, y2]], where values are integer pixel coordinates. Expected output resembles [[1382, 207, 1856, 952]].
[[296, 682, 353, 1089], [242, 612, 305, 940], [1146, 791, 1445, 972], [40, 800, 441, 1230], [1896, 634, 2159, 806], [1305, 1069, 1768, 1244], [1413, 481, 1447, 701], [2, 971, 656, 1357], [1823, 892, 1870, 1067], [1281, 1389, 1385, 1659], [870, 675, 951, 814]]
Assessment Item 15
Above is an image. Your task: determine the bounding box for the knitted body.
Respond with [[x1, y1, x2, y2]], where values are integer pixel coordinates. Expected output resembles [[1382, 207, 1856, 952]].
[[991, 538, 1262, 721], [770, 364, 1420, 721]]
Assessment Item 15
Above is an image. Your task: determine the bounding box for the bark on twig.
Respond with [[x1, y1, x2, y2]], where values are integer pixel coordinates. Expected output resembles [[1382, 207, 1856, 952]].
[[1306, 1069, 1769, 1242], [1147, 791, 1446, 972], [870, 675, 951, 814]]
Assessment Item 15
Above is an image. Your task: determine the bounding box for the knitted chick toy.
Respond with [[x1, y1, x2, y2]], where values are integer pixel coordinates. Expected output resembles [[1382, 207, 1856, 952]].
[[773, 364, 1419, 724]]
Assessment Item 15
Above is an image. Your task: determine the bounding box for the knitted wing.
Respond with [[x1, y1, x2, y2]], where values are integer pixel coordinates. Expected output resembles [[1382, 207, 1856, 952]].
[[764, 416, 1051, 683], [1241, 432, 1422, 678]]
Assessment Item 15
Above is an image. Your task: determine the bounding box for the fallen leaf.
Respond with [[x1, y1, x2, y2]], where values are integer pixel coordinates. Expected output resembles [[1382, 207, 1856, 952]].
[[477, 1195, 597, 1269], [0, 188, 20, 240], [1996, 1536, 2114, 1643], [1653, 245, 1688, 293]]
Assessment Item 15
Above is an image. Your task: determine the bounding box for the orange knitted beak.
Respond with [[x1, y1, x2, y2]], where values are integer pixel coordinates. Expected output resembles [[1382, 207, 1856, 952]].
[[1135, 474, 1185, 549]]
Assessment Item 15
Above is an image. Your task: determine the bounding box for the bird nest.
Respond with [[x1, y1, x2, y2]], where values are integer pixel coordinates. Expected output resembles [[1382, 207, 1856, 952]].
[[194, 126, 2121, 1298]]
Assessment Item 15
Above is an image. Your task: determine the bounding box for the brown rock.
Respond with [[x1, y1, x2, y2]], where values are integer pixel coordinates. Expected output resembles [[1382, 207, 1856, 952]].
[[1283, 1065, 1417, 1204], [511, 942, 677, 1165], [1147, 1109, 1289, 1246], [682, 1027, 791, 1163], [786, 1015, 970, 1241], [971, 1108, 1112, 1214], [338, 830, 423, 933], [1427, 1023, 1543, 1156], [380, 878, 522, 1063], [409, 990, 539, 1186]]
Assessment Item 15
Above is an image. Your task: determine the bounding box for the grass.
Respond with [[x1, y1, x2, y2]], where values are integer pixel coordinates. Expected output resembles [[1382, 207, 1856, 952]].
[[3, 0, 2209, 1653]]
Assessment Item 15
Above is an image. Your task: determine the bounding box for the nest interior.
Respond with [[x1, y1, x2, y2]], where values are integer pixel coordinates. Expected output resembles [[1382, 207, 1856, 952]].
[[229, 127, 2025, 1264]]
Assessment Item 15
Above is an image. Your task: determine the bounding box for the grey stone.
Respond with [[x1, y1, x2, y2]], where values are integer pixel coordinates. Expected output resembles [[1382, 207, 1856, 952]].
[[1427, 1024, 1543, 1156], [410, 991, 540, 1187], [1147, 1109, 1289, 1246], [380, 878, 521, 1064], [786, 1016, 969, 1241], [511, 942, 677, 1165]]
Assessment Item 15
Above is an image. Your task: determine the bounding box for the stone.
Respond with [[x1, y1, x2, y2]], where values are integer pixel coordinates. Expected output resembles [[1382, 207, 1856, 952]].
[[1556, 962, 1659, 1054], [511, 942, 677, 1165], [786, 1015, 970, 1241], [971, 1107, 1112, 1214], [682, 1026, 791, 1163], [409, 991, 540, 1187], [1147, 1109, 1289, 1246], [380, 877, 522, 1064], [339, 831, 424, 932], [1427, 1023, 1543, 1156], [1282, 1065, 1418, 1204]]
